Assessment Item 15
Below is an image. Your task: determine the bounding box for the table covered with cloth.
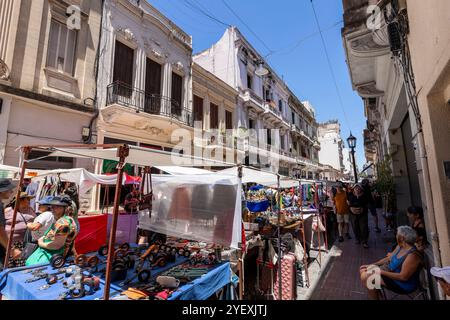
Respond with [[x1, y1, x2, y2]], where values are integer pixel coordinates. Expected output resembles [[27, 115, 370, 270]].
[[0, 255, 188, 300], [168, 262, 232, 300]]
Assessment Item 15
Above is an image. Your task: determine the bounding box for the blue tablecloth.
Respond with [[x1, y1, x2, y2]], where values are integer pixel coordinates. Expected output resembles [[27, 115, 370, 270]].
[[169, 262, 231, 300], [0, 255, 188, 300], [246, 200, 269, 212]]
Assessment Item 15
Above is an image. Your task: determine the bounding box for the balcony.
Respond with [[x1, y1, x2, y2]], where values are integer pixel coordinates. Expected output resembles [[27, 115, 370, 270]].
[[105, 81, 193, 127], [263, 101, 282, 118], [291, 124, 304, 137], [242, 88, 264, 113], [262, 101, 291, 129]]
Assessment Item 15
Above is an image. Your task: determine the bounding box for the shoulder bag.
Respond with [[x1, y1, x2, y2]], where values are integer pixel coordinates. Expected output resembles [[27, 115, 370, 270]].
[[20, 212, 38, 260], [350, 207, 363, 215], [139, 168, 153, 213]]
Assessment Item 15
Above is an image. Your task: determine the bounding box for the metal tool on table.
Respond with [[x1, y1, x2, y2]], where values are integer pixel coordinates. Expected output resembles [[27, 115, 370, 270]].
[[118, 243, 161, 286], [25, 266, 75, 283], [58, 266, 99, 299], [22, 267, 47, 274], [162, 266, 210, 282]]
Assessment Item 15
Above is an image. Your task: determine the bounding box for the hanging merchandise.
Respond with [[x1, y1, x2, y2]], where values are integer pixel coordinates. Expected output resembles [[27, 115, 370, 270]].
[[311, 215, 326, 233], [139, 167, 153, 212], [246, 187, 269, 213]]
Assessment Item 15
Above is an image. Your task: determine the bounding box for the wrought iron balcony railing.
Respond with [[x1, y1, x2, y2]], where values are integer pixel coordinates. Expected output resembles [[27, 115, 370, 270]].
[[106, 81, 193, 127]]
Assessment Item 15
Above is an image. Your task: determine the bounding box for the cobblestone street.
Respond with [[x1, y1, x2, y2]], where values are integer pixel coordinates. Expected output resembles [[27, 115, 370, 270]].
[[309, 219, 397, 300]]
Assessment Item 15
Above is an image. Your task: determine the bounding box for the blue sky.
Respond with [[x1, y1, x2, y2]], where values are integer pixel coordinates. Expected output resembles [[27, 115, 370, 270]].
[[149, 0, 366, 168]]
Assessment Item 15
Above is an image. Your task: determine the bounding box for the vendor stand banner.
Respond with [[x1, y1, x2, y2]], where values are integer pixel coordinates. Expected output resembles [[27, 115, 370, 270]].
[[138, 174, 242, 249]]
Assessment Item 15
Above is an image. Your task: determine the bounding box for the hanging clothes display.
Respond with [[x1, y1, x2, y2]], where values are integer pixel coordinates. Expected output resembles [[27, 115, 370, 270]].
[[25, 181, 40, 210]]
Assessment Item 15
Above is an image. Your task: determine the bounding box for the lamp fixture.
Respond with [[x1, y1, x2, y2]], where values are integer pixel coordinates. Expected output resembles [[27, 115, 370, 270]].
[[347, 132, 357, 149], [255, 61, 269, 77]]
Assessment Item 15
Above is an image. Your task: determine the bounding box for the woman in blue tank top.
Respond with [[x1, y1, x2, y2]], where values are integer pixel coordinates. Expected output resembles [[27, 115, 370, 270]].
[[359, 226, 423, 299]]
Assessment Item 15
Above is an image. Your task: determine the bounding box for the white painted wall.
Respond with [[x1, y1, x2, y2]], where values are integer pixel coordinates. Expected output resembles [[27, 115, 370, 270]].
[[342, 147, 353, 175], [0, 96, 11, 164], [3, 97, 91, 166], [318, 129, 343, 171]]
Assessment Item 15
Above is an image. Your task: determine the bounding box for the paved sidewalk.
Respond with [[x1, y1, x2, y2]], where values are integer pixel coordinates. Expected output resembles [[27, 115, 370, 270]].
[[309, 219, 397, 300]]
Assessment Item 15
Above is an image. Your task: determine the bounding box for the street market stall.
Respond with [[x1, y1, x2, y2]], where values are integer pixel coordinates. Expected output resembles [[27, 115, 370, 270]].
[[0, 144, 242, 300], [216, 166, 325, 299]]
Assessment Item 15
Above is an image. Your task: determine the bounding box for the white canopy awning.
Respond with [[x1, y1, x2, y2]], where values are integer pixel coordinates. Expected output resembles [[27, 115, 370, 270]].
[[31, 168, 125, 193], [218, 167, 279, 186], [275, 178, 300, 189], [218, 167, 321, 189], [154, 166, 212, 175], [45, 145, 235, 167]]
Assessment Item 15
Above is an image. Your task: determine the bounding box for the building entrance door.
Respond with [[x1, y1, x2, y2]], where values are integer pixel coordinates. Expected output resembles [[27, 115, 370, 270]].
[[401, 114, 422, 207]]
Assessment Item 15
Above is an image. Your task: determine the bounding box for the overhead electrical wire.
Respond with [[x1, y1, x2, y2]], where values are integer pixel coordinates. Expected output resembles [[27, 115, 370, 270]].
[[309, 0, 351, 131], [274, 20, 343, 56], [182, 0, 231, 28], [221, 0, 274, 56], [165, 0, 222, 33]]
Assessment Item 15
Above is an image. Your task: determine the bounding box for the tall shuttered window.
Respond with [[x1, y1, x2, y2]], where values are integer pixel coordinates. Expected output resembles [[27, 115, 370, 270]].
[[225, 110, 233, 129], [47, 19, 77, 75], [193, 95, 204, 125], [210, 103, 219, 129], [113, 41, 134, 87], [144, 58, 162, 113], [171, 72, 183, 115], [145, 58, 161, 95]]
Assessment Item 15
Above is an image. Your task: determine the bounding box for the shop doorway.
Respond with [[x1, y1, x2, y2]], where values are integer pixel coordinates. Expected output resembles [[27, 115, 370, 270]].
[[401, 114, 422, 207]]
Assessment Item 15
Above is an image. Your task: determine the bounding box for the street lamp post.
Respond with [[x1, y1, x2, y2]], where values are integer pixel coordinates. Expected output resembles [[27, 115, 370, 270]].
[[347, 133, 358, 184]]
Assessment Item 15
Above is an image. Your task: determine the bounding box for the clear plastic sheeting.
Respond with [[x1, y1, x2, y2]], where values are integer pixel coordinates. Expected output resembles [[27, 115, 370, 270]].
[[153, 166, 212, 175], [138, 174, 242, 249]]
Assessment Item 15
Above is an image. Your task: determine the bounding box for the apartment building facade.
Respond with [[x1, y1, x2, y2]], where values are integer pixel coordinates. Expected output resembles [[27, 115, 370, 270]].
[[192, 62, 238, 164], [318, 120, 345, 178], [193, 27, 322, 177], [0, 0, 102, 170], [94, 0, 194, 155]]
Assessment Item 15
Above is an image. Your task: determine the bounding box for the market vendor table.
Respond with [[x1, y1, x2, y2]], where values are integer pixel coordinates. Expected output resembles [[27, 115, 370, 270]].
[[0, 254, 188, 300], [168, 262, 231, 300], [111, 262, 233, 300]]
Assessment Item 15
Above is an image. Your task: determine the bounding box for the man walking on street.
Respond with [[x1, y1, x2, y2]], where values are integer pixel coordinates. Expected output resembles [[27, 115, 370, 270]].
[[333, 182, 352, 242], [362, 179, 380, 233], [348, 184, 370, 248]]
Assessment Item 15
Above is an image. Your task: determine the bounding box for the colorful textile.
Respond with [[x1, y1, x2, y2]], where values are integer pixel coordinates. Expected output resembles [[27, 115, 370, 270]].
[[246, 200, 269, 212]]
